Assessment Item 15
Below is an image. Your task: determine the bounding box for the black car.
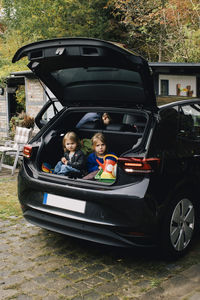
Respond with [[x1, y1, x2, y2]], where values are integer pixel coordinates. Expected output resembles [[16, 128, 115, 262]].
[[13, 38, 200, 258]]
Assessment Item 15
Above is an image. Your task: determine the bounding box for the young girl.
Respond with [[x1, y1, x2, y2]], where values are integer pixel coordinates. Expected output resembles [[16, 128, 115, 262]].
[[83, 133, 109, 180], [54, 131, 85, 176]]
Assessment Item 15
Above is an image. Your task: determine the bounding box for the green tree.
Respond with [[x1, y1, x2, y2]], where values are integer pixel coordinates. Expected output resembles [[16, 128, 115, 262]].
[[161, 0, 200, 62], [108, 0, 200, 62], [107, 0, 166, 60], [1, 0, 123, 40], [0, 0, 124, 79]]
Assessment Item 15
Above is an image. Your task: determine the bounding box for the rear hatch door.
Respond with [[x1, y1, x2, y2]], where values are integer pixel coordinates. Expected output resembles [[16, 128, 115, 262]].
[[13, 38, 157, 110]]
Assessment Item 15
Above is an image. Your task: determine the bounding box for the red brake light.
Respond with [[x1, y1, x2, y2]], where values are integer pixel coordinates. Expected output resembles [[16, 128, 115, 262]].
[[118, 157, 160, 173], [23, 145, 32, 158]]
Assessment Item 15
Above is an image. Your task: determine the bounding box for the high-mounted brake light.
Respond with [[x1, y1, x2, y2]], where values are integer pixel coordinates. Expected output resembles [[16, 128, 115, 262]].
[[23, 145, 32, 158], [118, 157, 160, 173]]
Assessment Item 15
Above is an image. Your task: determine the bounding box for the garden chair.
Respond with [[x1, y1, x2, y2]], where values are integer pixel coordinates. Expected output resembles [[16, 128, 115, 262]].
[[0, 126, 33, 175]]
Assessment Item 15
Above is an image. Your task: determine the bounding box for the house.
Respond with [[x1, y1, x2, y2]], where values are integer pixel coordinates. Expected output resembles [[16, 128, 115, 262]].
[[0, 63, 200, 138], [0, 71, 53, 138], [150, 62, 200, 98]]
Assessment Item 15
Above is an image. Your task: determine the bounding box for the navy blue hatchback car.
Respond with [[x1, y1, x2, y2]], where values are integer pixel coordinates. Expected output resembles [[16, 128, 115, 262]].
[[13, 38, 200, 258]]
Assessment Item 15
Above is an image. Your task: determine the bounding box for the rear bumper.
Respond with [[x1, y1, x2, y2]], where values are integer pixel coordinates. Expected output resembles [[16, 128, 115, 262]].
[[18, 165, 159, 248], [23, 208, 156, 248]]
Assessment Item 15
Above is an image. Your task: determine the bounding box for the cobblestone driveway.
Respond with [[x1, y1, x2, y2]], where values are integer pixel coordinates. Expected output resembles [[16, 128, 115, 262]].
[[1, 216, 200, 300], [1, 171, 200, 300]]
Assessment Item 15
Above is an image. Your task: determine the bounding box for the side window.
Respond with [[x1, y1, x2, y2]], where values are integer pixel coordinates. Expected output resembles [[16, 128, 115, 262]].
[[41, 100, 63, 123], [177, 103, 200, 156], [178, 104, 200, 141], [35, 100, 63, 129]]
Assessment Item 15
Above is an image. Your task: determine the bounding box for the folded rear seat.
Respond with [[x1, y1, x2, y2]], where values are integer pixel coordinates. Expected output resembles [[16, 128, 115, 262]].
[[77, 121, 103, 139], [77, 122, 142, 156], [103, 123, 142, 156]]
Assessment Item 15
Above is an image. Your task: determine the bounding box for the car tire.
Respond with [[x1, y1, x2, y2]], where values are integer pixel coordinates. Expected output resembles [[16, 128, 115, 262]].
[[161, 191, 196, 259]]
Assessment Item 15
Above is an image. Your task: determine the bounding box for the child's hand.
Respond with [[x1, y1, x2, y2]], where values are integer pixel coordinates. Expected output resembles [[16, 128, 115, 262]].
[[61, 157, 67, 164]]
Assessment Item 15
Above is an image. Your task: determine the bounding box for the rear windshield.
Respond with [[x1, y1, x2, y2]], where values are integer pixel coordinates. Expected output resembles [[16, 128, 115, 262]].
[[51, 67, 143, 87]]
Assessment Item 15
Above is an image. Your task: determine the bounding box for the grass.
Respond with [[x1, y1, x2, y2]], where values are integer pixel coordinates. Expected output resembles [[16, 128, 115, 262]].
[[0, 175, 22, 220]]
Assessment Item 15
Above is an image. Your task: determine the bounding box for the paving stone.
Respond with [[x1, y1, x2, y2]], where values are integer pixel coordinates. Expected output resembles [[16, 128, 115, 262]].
[[98, 271, 115, 280], [0, 288, 18, 299], [68, 271, 87, 280], [84, 276, 104, 288], [1, 204, 200, 300], [43, 295, 60, 300], [60, 286, 78, 297], [17, 295, 33, 300], [20, 280, 41, 293], [45, 278, 69, 290], [81, 290, 101, 300], [2, 274, 26, 288], [160, 275, 200, 298], [44, 271, 60, 280], [0, 244, 10, 251], [96, 282, 120, 294], [187, 292, 200, 300], [108, 265, 127, 276], [182, 264, 200, 283], [72, 280, 90, 293], [120, 285, 142, 299], [31, 287, 49, 297], [84, 263, 105, 274]]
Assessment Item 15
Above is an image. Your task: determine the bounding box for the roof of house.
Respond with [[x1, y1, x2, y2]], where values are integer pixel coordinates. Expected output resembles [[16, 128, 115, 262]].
[[149, 62, 200, 67]]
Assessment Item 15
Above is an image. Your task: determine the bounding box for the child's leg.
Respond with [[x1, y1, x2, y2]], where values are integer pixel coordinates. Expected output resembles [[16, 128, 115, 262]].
[[54, 161, 63, 174], [58, 165, 80, 175], [65, 165, 80, 173]]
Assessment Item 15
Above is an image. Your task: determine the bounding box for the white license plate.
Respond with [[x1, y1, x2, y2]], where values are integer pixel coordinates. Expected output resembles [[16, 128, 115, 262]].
[[43, 193, 86, 214]]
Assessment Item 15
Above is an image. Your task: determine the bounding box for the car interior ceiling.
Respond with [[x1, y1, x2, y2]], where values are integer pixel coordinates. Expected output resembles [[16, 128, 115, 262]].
[[38, 110, 147, 173]]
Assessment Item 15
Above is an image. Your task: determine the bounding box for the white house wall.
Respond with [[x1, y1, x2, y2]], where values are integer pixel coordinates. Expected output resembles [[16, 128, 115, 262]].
[[159, 75, 196, 97]]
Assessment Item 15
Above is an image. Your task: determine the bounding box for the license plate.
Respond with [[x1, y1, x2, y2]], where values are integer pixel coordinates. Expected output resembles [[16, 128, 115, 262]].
[[43, 193, 86, 213]]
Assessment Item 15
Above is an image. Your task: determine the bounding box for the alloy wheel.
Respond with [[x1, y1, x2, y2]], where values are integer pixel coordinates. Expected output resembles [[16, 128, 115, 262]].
[[170, 198, 195, 251]]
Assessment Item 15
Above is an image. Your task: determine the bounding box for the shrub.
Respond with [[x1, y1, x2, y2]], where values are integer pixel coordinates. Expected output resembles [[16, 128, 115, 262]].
[[9, 111, 34, 138]]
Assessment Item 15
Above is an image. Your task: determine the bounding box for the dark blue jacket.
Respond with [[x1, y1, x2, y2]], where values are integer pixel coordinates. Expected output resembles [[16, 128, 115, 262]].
[[87, 152, 104, 173]]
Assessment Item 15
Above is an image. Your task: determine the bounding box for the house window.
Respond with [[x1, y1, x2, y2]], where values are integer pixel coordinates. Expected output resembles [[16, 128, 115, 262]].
[[161, 80, 169, 96]]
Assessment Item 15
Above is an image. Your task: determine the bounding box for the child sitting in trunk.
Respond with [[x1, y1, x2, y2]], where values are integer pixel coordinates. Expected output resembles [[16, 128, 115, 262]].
[[83, 132, 113, 180], [54, 131, 85, 176]]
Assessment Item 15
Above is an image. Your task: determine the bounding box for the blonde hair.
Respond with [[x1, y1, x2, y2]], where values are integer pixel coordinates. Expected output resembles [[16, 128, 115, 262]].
[[63, 131, 80, 152], [91, 133, 106, 149]]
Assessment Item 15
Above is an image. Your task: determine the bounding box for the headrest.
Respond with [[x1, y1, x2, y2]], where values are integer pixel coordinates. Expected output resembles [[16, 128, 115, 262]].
[[123, 114, 146, 124]]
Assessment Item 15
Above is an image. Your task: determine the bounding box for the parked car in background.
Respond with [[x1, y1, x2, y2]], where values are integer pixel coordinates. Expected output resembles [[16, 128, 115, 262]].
[[13, 38, 200, 258]]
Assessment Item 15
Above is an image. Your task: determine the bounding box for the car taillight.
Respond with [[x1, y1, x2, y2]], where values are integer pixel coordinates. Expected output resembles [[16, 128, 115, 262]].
[[23, 145, 32, 158], [118, 157, 160, 174]]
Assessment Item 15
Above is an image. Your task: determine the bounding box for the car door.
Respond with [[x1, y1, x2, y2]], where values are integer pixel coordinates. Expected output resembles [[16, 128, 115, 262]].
[[177, 101, 200, 182]]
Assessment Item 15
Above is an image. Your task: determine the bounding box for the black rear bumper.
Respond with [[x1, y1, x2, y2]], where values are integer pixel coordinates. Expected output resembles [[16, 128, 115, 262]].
[[23, 208, 156, 248]]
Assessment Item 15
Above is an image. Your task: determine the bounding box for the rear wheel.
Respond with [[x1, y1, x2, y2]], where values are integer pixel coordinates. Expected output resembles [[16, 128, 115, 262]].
[[161, 192, 196, 258]]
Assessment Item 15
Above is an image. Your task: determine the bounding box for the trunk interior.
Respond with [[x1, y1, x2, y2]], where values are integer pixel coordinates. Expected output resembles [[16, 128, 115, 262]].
[[34, 109, 148, 184]]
